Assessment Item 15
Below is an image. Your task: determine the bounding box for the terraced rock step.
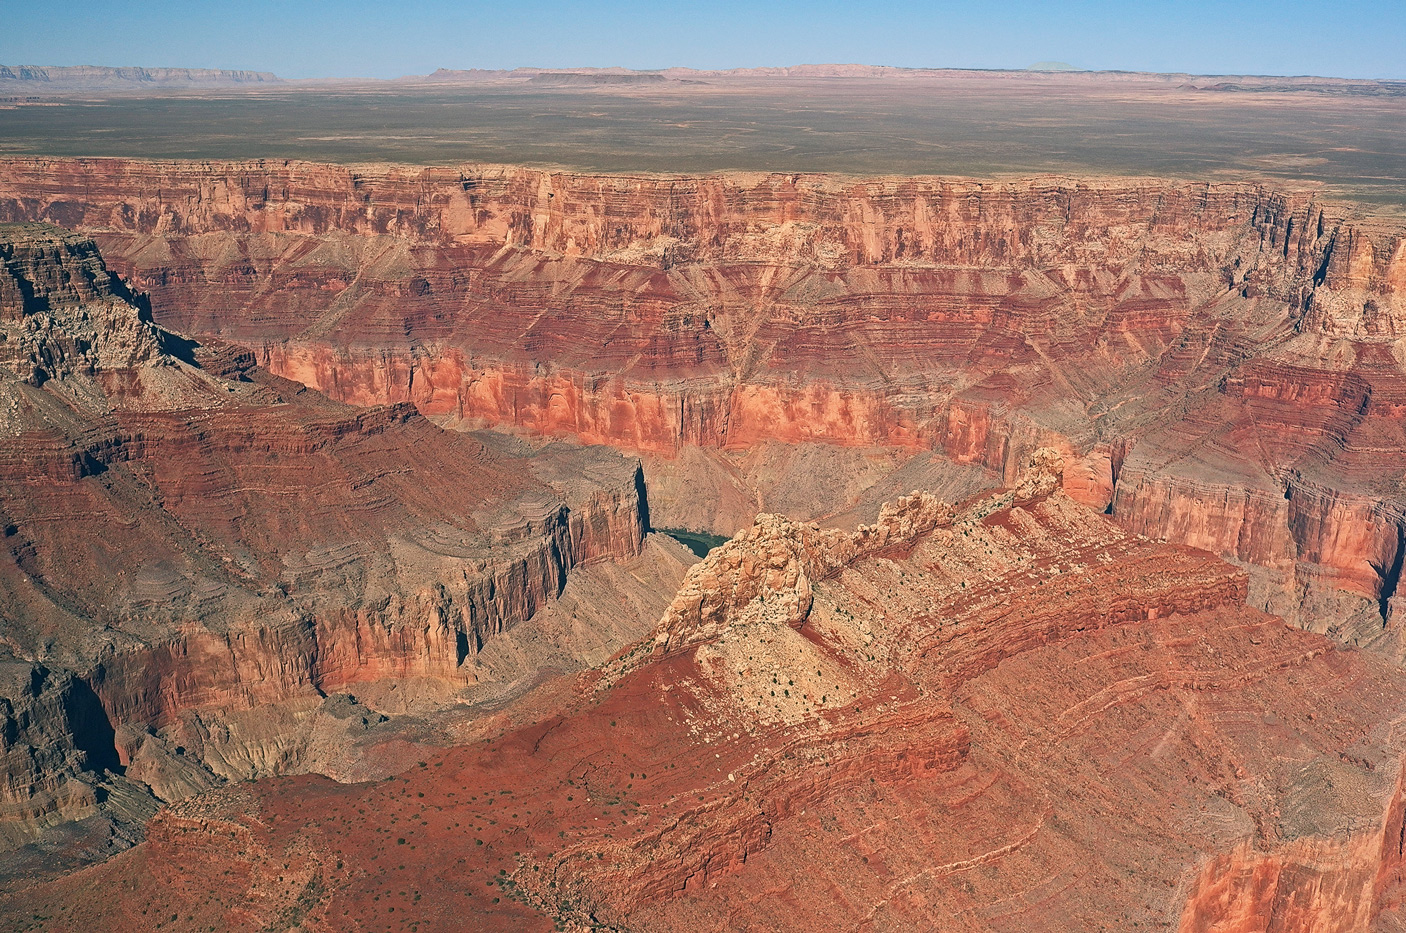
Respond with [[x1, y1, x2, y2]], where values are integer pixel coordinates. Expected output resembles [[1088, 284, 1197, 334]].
[[1, 158, 1400, 637], [0, 224, 648, 847], [10, 450, 1405, 931]]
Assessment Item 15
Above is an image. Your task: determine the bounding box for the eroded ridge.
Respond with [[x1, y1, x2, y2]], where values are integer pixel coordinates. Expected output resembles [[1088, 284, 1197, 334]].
[[639, 448, 1064, 668], [0, 224, 648, 848], [11, 437, 1404, 933]]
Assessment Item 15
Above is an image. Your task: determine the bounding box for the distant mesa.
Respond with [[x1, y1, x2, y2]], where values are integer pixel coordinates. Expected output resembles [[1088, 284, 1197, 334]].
[[528, 72, 667, 86], [0, 64, 281, 89], [6, 62, 1401, 97]]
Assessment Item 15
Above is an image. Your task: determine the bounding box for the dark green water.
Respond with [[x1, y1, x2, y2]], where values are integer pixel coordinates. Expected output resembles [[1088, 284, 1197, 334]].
[[662, 528, 729, 558]]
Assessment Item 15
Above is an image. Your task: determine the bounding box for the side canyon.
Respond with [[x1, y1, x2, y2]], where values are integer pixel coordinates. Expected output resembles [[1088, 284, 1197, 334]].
[[0, 222, 659, 852]]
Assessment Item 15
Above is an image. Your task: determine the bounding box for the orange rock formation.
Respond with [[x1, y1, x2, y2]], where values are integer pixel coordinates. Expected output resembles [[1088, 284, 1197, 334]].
[[1, 162, 1404, 932], [0, 223, 647, 844], [1, 157, 1400, 640], [7, 450, 1406, 932]]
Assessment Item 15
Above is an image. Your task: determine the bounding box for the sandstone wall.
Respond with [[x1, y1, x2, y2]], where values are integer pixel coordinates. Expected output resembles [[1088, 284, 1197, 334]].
[[1177, 760, 1406, 933], [0, 224, 652, 846], [87, 469, 645, 737], [1, 159, 1402, 633]]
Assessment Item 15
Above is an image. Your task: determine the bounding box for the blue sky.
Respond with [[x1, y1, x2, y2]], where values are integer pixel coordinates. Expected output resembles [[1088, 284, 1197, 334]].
[[3, 0, 1403, 80]]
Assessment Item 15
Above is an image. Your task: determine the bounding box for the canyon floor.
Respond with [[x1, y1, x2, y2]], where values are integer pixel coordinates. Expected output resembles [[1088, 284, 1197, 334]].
[[0, 66, 1405, 932]]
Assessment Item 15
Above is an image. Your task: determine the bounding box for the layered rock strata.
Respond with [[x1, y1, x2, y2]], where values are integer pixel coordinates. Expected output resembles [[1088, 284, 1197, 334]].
[[9, 450, 1406, 931], [0, 224, 648, 844], [0, 157, 1400, 637]]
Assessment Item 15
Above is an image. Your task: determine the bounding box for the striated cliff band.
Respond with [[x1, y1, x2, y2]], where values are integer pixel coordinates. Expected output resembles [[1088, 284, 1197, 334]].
[[0, 157, 1401, 646], [8, 449, 1406, 931], [0, 223, 658, 850], [3, 219, 1406, 930]]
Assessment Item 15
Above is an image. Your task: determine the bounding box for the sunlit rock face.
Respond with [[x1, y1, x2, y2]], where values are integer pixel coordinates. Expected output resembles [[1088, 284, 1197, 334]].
[[10, 442, 1406, 933], [0, 223, 649, 845], [0, 208, 1405, 931], [2, 157, 1401, 640]]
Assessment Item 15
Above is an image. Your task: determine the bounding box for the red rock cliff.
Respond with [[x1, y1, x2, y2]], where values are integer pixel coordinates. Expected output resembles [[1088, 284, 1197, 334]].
[[0, 158, 1402, 637], [15, 445, 1406, 933], [0, 223, 648, 843]]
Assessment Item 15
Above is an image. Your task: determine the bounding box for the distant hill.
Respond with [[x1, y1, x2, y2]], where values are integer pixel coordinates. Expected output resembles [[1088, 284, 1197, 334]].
[[0, 65, 281, 91], [5, 63, 1400, 98], [401, 64, 1401, 91], [528, 72, 666, 86]]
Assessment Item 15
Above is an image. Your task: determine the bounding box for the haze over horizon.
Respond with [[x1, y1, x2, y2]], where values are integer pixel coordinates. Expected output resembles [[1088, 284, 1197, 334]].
[[3, 0, 1404, 81]]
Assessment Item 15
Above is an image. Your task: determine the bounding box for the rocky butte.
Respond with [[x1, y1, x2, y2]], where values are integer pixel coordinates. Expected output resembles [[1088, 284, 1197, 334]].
[[0, 154, 1402, 932]]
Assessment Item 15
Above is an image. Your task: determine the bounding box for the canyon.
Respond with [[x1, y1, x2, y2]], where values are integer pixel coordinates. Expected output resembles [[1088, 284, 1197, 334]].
[[0, 157, 1400, 639], [0, 222, 659, 850], [8, 442, 1406, 932], [0, 151, 1404, 932]]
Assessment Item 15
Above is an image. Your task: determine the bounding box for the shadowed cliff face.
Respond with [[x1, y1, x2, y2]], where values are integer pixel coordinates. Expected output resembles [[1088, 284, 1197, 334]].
[[0, 224, 650, 847], [8, 451, 1406, 933], [0, 158, 1401, 643]]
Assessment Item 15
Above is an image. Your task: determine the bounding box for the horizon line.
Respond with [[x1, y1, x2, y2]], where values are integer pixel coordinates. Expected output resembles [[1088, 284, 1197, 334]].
[[4, 61, 1406, 84]]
